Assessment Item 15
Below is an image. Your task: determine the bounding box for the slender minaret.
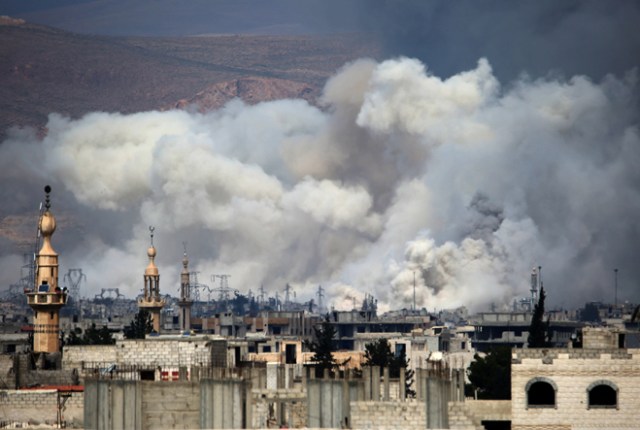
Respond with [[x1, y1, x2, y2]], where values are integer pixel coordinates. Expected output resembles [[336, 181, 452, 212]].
[[177, 244, 192, 332], [26, 186, 67, 353], [137, 226, 165, 333]]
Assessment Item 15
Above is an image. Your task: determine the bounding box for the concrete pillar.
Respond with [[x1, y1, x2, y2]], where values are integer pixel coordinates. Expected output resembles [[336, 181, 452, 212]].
[[83, 380, 98, 430], [416, 368, 424, 401], [371, 366, 380, 400], [426, 373, 448, 429], [363, 367, 372, 400], [383, 367, 390, 401], [399, 367, 406, 401], [307, 380, 321, 428], [332, 380, 343, 429], [111, 381, 124, 430], [98, 381, 110, 430], [179, 366, 188, 381], [321, 380, 334, 427]]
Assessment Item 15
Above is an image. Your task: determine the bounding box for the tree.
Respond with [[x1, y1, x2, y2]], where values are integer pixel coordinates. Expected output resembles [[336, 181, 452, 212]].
[[364, 338, 394, 370], [306, 314, 337, 377], [65, 324, 115, 345], [363, 338, 415, 398], [528, 286, 552, 348], [580, 302, 601, 323], [467, 346, 511, 400], [123, 310, 153, 339]]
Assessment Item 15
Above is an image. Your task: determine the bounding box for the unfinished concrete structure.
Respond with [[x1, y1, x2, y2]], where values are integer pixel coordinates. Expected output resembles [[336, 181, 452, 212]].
[[137, 227, 165, 333], [25, 186, 68, 353]]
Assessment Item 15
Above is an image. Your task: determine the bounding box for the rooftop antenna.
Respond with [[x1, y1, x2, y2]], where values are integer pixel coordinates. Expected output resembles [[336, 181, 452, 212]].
[[258, 284, 266, 304], [614, 268, 618, 308], [149, 226, 155, 246], [413, 270, 416, 311]]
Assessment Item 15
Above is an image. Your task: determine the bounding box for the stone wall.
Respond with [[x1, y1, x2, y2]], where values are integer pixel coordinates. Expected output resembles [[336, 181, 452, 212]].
[[62, 345, 118, 368], [512, 348, 640, 429], [350, 400, 426, 429], [0, 354, 15, 389], [0, 389, 83, 428], [63, 338, 212, 371], [448, 400, 511, 429]]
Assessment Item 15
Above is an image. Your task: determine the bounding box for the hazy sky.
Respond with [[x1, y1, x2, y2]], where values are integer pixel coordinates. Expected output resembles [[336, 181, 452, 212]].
[[1, 0, 638, 311]]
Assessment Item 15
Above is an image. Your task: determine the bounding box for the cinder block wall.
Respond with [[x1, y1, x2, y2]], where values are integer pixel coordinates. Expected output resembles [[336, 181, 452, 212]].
[[512, 348, 640, 429], [119, 339, 211, 367], [62, 345, 118, 368], [63, 339, 211, 370], [0, 389, 83, 427], [350, 400, 426, 430]]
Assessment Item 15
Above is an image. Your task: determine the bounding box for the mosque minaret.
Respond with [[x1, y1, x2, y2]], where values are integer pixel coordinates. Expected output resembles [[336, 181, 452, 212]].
[[177, 245, 193, 333], [137, 226, 165, 333], [25, 186, 67, 353]]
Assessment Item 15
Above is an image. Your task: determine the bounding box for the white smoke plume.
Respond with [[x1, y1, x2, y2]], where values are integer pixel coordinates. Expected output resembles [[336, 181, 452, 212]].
[[1, 57, 638, 312]]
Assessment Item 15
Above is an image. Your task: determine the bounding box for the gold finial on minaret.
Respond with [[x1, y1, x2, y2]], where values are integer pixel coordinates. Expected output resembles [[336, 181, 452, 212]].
[[26, 185, 67, 353], [182, 241, 189, 273], [145, 226, 158, 276]]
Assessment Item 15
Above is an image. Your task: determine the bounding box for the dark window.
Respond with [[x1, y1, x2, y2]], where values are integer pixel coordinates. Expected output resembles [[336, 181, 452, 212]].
[[263, 345, 271, 353], [618, 334, 625, 348], [527, 380, 556, 407], [285, 344, 297, 364], [481, 421, 510, 430], [588, 383, 617, 409], [140, 370, 155, 380]]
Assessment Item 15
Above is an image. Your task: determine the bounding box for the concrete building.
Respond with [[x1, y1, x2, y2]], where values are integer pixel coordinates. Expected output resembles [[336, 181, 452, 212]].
[[137, 227, 165, 333], [24, 186, 68, 353], [511, 327, 640, 430]]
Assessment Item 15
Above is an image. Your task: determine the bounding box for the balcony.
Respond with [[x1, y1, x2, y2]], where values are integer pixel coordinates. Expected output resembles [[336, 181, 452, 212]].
[[26, 292, 67, 306]]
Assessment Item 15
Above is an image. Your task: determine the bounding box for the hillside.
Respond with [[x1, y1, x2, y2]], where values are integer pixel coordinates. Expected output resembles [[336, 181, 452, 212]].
[[0, 18, 381, 137]]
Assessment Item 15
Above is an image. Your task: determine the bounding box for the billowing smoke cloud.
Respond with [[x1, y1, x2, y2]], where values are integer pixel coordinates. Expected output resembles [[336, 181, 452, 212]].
[[1, 57, 638, 312]]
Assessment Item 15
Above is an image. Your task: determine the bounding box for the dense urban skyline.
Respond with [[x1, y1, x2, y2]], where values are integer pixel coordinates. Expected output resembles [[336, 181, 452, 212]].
[[0, 0, 638, 312]]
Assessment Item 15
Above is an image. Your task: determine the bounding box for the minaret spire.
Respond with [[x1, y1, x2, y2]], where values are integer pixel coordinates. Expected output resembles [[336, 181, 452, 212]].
[[137, 225, 165, 333], [26, 185, 67, 353], [178, 241, 193, 333]]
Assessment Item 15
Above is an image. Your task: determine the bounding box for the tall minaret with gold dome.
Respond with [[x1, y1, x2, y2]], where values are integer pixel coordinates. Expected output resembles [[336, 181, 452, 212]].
[[177, 244, 193, 332], [26, 185, 67, 353], [137, 226, 165, 333]]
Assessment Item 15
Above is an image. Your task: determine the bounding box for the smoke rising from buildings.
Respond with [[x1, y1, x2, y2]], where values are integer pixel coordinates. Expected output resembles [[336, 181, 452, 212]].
[[1, 57, 638, 312]]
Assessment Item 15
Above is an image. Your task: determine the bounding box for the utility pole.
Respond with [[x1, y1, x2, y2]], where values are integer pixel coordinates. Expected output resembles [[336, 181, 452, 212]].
[[413, 271, 416, 311], [614, 268, 619, 308]]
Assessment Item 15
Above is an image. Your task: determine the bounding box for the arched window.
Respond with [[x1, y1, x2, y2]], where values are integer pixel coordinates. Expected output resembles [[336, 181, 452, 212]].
[[526, 377, 557, 408], [587, 380, 618, 409]]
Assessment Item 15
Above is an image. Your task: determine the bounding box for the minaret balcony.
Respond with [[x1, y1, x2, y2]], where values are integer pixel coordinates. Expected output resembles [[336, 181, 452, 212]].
[[138, 297, 166, 307], [26, 291, 68, 306]]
